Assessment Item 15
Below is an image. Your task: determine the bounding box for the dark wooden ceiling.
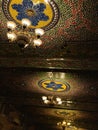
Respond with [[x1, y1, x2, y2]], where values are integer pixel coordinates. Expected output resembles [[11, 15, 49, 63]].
[[0, 0, 98, 130]]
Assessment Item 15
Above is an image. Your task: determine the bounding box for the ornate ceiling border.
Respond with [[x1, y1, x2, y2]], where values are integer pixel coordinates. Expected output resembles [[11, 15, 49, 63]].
[[2, 0, 60, 31], [38, 79, 70, 92]]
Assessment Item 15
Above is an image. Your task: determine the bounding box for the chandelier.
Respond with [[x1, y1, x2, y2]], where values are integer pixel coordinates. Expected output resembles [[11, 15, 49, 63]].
[[6, 18, 45, 48], [57, 120, 72, 130], [42, 96, 63, 105]]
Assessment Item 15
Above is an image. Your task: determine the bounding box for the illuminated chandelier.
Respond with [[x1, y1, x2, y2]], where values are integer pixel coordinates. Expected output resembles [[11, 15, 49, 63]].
[[42, 96, 63, 105], [57, 120, 72, 130], [7, 18, 45, 48], [57, 118, 78, 130]]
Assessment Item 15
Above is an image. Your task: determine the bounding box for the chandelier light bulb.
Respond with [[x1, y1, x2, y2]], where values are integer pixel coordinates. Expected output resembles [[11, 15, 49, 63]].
[[42, 96, 47, 101], [7, 32, 17, 41], [67, 122, 71, 126], [44, 99, 50, 104], [57, 122, 61, 126], [33, 39, 42, 46], [56, 97, 61, 102], [35, 28, 45, 36], [7, 21, 16, 30], [22, 18, 31, 27], [58, 100, 62, 105], [62, 121, 66, 125], [56, 97, 62, 104], [44, 0, 50, 4]]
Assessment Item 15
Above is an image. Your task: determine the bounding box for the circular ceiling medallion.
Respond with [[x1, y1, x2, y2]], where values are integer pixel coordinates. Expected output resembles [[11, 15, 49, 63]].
[[2, 0, 60, 31], [55, 111, 75, 117], [38, 79, 70, 92]]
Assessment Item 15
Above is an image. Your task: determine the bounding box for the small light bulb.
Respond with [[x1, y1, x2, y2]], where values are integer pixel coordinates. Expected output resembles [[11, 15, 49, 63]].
[[44, 100, 50, 104], [35, 28, 45, 36], [57, 122, 61, 126], [44, 0, 50, 3], [42, 96, 47, 101], [33, 39, 42, 46], [58, 101, 62, 105], [67, 122, 71, 126], [62, 121, 66, 125], [56, 97, 61, 102], [7, 21, 16, 30], [22, 18, 31, 27], [7, 32, 17, 41]]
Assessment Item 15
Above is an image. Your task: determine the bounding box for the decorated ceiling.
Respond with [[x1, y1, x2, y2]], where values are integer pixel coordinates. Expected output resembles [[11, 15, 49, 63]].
[[0, 0, 98, 68], [0, 0, 98, 130], [1, 0, 98, 41]]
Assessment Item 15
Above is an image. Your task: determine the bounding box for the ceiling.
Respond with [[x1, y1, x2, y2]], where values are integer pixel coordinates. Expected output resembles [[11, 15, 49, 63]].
[[0, 0, 98, 130]]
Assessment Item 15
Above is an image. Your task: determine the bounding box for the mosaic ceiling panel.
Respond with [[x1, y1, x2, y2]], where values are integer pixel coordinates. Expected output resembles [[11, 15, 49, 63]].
[[0, 0, 98, 68], [0, 0, 98, 44], [2, 0, 60, 31]]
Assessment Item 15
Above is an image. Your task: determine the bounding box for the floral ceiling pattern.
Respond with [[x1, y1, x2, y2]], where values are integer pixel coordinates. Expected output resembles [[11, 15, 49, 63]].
[[11, 0, 49, 26], [0, 0, 98, 59], [1, 0, 98, 40], [2, 0, 59, 31]]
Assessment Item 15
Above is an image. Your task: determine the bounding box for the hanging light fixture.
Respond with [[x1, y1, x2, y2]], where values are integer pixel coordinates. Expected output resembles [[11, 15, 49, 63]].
[[57, 120, 72, 130], [42, 95, 63, 105], [6, 18, 45, 48]]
